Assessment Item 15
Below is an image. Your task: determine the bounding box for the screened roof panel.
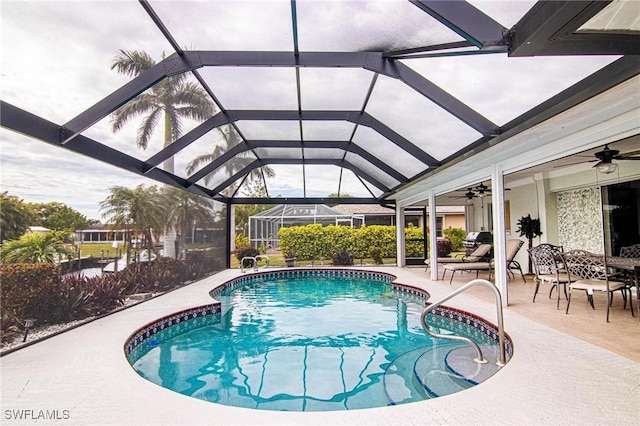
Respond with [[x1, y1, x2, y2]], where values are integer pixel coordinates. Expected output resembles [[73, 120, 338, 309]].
[[467, 0, 536, 28], [199, 67, 298, 110], [338, 169, 382, 198], [352, 126, 427, 179], [2, 0, 637, 209], [403, 55, 620, 126], [194, 152, 257, 194], [365, 75, 483, 161], [150, 1, 294, 51], [253, 147, 303, 160], [301, 121, 356, 141], [235, 121, 301, 140], [263, 165, 305, 198], [303, 148, 344, 160], [343, 152, 401, 189], [296, 0, 465, 51], [299, 68, 374, 110], [0, 1, 169, 123], [304, 165, 342, 197]]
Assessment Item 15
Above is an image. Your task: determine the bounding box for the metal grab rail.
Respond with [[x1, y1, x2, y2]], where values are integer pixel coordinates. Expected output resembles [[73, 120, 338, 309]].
[[241, 255, 270, 272], [420, 279, 507, 366]]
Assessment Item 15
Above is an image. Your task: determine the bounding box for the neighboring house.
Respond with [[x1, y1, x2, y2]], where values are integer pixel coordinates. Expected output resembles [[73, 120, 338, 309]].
[[75, 223, 127, 244], [331, 204, 466, 237], [27, 226, 51, 235]]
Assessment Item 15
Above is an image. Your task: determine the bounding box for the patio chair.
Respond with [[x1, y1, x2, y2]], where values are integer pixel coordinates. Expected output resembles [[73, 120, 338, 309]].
[[424, 243, 492, 279], [615, 243, 640, 307], [563, 250, 629, 323], [620, 243, 640, 258], [529, 243, 572, 309], [442, 239, 525, 284]]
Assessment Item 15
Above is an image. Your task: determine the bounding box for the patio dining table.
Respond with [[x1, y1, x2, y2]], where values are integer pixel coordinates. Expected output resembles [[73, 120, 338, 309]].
[[607, 256, 640, 322]]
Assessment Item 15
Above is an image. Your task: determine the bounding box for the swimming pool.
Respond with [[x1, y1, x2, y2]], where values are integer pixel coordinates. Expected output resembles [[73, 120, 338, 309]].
[[125, 269, 511, 411]]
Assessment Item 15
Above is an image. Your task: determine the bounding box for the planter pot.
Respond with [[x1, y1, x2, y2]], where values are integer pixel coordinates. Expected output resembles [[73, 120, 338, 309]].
[[285, 258, 296, 267]]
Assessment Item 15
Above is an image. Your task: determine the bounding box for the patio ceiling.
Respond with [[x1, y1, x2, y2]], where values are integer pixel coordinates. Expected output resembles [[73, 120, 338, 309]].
[[1, 1, 639, 207]]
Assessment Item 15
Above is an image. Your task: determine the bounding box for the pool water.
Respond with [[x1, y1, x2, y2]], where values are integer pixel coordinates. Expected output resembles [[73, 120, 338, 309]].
[[130, 275, 496, 411]]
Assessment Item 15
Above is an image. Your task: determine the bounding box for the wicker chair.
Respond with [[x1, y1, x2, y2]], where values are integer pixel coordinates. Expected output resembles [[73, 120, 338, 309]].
[[563, 250, 629, 322], [529, 244, 572, 309]]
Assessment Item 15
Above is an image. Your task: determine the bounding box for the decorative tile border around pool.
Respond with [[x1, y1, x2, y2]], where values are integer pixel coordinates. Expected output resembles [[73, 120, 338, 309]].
[[124, 268, 512, 363], [124, 304, 221, 360]]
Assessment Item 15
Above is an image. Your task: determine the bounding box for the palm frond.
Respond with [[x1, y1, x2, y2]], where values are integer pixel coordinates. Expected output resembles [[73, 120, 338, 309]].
[[111, 50, 156, 77]]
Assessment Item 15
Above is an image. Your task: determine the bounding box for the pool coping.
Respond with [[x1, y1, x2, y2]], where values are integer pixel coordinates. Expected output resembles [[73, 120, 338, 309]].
[[1, 267, 638, 425]]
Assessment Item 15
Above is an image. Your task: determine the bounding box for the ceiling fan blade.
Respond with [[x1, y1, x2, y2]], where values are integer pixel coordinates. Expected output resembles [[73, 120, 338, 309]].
[[553, 159, 597, 168], [616, 149, 640, 159]]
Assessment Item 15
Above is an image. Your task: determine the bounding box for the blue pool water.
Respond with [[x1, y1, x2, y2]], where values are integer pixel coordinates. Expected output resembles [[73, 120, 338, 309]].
[[130, 274, 497, 411]]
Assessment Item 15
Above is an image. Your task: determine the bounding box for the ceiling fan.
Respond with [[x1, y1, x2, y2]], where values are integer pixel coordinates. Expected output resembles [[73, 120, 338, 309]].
[[450, 182, 509, 202], [556, 144, 640, 174]]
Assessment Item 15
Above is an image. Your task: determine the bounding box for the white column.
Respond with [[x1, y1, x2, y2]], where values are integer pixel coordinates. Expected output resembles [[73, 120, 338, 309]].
[[396, 204, 405, 267], [230, 204, 236, 251], [428, 192, 438, 281], [491, 165, 508, 306]]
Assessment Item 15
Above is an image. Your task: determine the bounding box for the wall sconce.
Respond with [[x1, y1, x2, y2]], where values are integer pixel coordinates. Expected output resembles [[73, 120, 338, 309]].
[[23, 318, 36, 342]]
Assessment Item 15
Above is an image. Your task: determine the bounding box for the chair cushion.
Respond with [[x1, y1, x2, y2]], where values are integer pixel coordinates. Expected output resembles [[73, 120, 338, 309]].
[[538, 272, 571, 283], [442, 262, 491, 271], [570, 279, 626, 292]]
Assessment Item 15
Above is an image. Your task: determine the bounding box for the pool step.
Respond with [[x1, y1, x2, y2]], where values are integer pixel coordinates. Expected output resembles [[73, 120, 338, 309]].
[[414, 344, 503, 398], [383, 346, 435, 405]]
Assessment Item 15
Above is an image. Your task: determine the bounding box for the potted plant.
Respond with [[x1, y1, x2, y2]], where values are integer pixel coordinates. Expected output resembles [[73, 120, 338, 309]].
[[284, 252, 297, 267], [516, 214, 543, 274]]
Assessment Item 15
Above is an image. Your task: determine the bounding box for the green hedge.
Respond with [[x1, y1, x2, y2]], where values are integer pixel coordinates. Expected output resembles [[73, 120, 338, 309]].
[[278, 224, 427, 260]]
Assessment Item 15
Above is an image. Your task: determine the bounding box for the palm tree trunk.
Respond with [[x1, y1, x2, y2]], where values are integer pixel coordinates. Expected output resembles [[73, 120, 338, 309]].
[[162, 113, 177, 258]]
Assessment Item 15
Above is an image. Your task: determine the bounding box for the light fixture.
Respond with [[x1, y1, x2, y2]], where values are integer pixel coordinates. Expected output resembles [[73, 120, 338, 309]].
[[595, 160, 618, 174]]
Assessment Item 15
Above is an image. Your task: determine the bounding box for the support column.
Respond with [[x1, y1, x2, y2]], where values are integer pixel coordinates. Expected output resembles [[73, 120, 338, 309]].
[[428, 192, 438, 281], [396, 205, 406, 267], [491, 165, 508, 307]]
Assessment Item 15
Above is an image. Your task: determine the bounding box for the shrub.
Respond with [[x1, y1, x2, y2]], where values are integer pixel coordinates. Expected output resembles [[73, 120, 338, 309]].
[[443, 227, 466, 251], [235, 246, 259, 262], [0, 263, 63, 329], [331, 250, 354, 266], [369, 247, 383, 264], [59, 274, 92, 321], [234, 234, 250, 249], [437, 239, 453, 257]]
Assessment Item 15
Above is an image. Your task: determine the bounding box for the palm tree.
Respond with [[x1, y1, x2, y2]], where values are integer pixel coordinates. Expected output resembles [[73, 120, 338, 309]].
[[186, 124, 275, 196], [164, 187, 218, 257], [110, 49, 215, 257], [0, 231, 74, 264], [99, 185, 166, 256]]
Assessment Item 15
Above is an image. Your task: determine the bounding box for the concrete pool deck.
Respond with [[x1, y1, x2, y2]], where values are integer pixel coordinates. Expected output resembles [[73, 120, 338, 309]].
[[1, 267, 639, 425]]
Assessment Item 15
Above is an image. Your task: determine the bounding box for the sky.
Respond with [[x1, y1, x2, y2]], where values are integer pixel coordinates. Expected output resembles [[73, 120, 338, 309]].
[[0, 0, 619, 221]]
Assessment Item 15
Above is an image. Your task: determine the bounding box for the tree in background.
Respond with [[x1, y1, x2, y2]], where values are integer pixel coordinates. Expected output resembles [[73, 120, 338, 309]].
[[28, 201, 93, 232], [110, 49, 215, 257], [0, 192, 36, 242], [234, 182, 273, 237], [164, 187, 218, 258], [0, 231, 73, 263], [99, 185, 166, 255]]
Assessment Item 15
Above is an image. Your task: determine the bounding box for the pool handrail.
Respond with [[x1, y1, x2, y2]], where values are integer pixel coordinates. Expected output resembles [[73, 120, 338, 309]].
[[241, 255, 270, 272], [420, 278, 507, 366]]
